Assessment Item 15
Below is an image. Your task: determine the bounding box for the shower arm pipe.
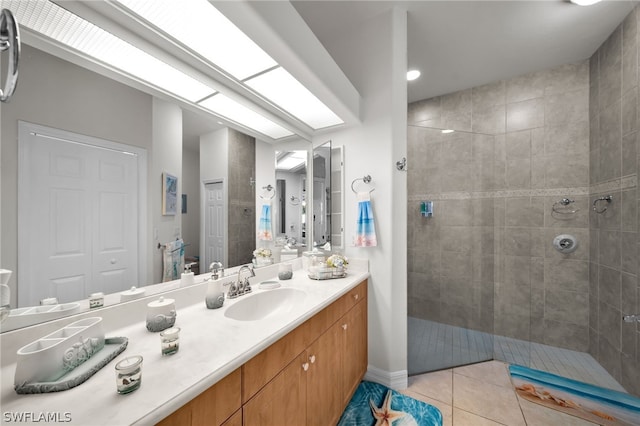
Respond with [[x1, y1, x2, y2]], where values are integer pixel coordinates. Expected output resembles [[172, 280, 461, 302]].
[[0, 8, 20, 103]]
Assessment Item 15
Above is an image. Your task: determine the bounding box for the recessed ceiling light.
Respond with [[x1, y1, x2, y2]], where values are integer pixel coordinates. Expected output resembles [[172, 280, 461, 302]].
[[441, 129, 455, 134], [570, 0, 601, 6], [407, 70, 421, 81]]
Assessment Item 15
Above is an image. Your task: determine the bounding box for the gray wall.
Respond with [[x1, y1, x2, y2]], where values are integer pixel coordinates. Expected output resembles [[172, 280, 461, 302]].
[[589, 7, 640, 395]]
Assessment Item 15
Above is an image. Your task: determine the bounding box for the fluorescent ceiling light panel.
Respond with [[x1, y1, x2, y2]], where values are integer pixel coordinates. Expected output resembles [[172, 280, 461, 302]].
[[277, 151, 307, 171], [245, 67, 343, 129], [199, 94, 293, 139], [4, 0, 216, 102], [115, 0, 277, 80]]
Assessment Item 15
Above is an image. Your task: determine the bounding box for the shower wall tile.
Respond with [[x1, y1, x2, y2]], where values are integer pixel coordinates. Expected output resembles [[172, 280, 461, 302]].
[[622, 8, 638, 93], [544, 258, 589, 293], [441, 89, 472, 131], [599, 301, 622, 350], [544, 61, 589, 96], [544, 290, 589, 326], [599, 230, 622, 269], [599, 266, 622, 309], [472, 80, 506, 107], [621, 189, 637, 231], [506, 69, 547, 103], [622, 132, 638, 176], [545, 89, 589, 127], [621, 232, 637, 274], [506, 98, 544, 132], [544, 153, 589, 188], [505, 197, 544, 227], [472, 105, 506, 135], [543, 320, 589, 352], [599, 26, 623, 109], [408, 97, 441, 126], [621, 87, 638, 136]]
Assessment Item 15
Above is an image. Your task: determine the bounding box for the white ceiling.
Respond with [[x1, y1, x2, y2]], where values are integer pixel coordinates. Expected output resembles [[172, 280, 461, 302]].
[[292, 0, 638, 103]]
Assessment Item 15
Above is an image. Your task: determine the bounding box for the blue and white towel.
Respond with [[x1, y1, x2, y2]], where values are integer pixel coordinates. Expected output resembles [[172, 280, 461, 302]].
[[354, 192, 377, 247], [257, 201, 273, 241], [162, 239, 184, 282]]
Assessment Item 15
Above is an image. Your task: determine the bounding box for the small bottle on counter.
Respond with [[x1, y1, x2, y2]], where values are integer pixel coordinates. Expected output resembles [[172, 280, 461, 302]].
[[89, 292, 104, 309], [115, 355, 143, 394], [160, 327, 181, 356]]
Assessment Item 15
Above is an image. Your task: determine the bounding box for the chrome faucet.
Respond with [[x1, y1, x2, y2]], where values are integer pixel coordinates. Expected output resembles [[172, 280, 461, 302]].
[[229, 264, 254, 299]]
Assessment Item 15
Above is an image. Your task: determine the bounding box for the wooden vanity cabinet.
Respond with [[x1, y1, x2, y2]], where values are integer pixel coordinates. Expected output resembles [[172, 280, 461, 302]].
[[157, 368, 241, 426], [243, 279, 368, 426], [158, 279, 368, 426]]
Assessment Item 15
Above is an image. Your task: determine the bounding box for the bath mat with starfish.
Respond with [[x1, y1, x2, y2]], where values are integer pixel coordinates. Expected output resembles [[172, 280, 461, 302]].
[[510, 365, 640, 426], [337, 380, 442, 426]]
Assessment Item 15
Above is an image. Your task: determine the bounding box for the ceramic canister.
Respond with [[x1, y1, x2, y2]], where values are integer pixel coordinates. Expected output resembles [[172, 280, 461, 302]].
[[146, 296, 176, 332]]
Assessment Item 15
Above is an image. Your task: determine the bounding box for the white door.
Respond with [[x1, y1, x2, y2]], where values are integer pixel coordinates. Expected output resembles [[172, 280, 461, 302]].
[[19, 127, 138, 306], [204, 182, 225, 269]]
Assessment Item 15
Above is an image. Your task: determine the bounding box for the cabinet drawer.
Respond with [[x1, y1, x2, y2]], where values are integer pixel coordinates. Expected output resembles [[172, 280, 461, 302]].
[[343, 280, 367, 313]]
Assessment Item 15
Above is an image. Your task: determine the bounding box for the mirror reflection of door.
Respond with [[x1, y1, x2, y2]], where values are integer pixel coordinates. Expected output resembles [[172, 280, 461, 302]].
[[18, 123, 141, 307], [204, 181, 225, 269]]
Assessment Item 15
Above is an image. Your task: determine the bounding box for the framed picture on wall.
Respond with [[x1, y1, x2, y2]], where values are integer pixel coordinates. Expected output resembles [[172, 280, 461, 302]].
[[182, 194, 187, 214], [162, 172, 178, 215]]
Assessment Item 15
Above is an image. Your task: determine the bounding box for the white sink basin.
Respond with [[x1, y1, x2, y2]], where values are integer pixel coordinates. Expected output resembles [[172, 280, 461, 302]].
[[224, 288, 307, 321]]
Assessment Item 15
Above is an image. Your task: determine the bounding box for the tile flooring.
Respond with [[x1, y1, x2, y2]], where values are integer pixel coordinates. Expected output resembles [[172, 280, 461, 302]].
[[402, 360, 600, 426], [408, 317, 625, 392]]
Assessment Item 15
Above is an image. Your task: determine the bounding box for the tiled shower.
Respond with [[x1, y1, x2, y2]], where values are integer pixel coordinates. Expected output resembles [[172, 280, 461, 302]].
[[407, 6, 639, 396]]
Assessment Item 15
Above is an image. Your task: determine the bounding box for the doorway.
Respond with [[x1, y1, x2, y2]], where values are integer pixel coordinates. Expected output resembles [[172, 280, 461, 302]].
[[203, 180, 225, 271]]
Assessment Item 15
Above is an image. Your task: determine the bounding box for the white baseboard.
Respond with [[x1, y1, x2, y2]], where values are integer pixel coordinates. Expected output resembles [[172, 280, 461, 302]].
[[364, 365, 408, 390]]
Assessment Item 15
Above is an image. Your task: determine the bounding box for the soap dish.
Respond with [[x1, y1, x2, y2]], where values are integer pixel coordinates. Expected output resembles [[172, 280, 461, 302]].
[[259, 280, 281, 289]]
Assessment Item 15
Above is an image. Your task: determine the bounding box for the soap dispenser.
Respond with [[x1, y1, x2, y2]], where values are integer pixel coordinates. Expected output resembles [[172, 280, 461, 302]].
[[146, 296, 176, 332], [181, 263, 196, 286]]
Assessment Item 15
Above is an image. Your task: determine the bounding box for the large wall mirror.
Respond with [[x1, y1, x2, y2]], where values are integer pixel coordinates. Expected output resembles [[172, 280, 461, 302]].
[[0, 43, 313, 332]]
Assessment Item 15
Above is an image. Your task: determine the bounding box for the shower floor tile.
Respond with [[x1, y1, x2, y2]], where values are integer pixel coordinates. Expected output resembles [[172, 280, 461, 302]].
[[408, 317, 626, 393]]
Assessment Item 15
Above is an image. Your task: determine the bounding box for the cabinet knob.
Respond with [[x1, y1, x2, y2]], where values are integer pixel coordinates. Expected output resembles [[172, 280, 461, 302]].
[[302, 362, 309, 371], [353, 294, 359, 300], [342, 324, 348, 330], [309, 355, 316, 364]]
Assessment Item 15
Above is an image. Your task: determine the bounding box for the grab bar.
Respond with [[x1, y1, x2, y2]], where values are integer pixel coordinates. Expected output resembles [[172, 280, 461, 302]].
[[0, 9, 20, 102]]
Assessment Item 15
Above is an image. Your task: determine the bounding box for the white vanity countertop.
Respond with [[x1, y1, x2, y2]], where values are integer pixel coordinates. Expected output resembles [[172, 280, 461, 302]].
[[0, 268, 369, 426]]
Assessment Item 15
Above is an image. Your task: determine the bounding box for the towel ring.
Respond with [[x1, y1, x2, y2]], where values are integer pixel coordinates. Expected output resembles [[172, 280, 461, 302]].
[[351, 175, 375, 193], [260, 184, 275, 200], [0, 9, 20, 103], [552, 198, 578, 215], [593, 195, 613, 214]]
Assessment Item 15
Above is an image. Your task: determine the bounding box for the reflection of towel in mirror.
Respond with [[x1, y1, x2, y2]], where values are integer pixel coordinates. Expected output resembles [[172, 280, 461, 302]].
[[354, 192, 377, 247], [162, 239, 184, 282], [257, 201, 273, 241]]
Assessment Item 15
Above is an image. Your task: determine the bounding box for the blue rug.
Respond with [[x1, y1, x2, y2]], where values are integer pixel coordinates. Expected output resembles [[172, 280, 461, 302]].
[[337, 381, 442, 426], [510, 365, 640, 425]]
